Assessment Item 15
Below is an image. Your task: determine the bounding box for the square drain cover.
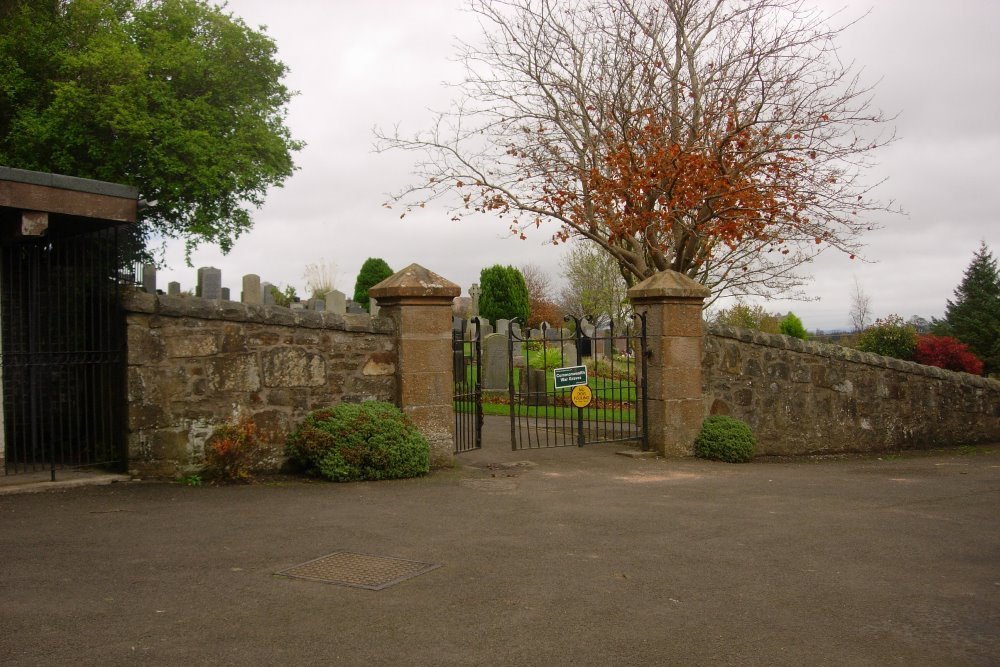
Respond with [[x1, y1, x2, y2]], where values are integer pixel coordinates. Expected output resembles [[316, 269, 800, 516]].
[[275, 551, 441, 590]]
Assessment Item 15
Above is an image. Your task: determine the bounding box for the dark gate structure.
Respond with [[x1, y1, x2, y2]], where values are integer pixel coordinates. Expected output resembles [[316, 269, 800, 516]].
[[0, 168, 138, 479], [508, 315, 647, 451], [452, 317, 482, 453]]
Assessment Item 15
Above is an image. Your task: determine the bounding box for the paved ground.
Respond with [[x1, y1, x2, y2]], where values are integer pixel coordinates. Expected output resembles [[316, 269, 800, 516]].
[[2, 418, 999, 666]]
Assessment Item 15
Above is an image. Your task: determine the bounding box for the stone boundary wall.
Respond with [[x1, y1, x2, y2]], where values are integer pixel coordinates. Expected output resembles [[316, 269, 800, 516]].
[[702, 324, 1000, 456], [123, 290, 397, 477]]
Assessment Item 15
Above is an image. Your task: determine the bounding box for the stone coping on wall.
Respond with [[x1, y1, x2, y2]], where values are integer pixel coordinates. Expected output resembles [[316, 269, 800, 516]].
[[706, 323, 1000, 391], [122, 289, 394, 335]]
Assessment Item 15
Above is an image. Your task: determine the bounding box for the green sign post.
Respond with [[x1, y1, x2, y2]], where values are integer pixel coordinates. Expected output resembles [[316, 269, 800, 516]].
[[553, 365, 588, 389]]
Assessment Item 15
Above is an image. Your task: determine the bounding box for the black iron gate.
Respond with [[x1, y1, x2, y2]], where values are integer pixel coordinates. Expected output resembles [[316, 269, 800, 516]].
[[453, 317, 482, 453], [508, 315, 647, 451], [1, 224, 131, 479]]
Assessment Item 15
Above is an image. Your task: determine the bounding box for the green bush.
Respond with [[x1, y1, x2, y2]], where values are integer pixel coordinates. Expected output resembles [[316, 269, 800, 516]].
[[855, 314, 917, 360], [479, 264, 530, 324], [779, 312, 808, 339], [694, 415, 755, 463], [286, 402, 430, 482]]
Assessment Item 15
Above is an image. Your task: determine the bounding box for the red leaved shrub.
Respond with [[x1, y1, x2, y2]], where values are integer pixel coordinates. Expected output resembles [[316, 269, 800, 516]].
[[913, 335, 984, 375]]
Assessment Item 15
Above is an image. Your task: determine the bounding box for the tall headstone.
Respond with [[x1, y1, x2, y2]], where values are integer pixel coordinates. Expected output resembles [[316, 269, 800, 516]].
[[325, 289, 346, 315], [469, 283, 481, 318], [167, 281, 181, 296], [521, 367, 551, 406], [262, 283, 276, 305], [141, 264, 156, 294], [221, 287, 231, 301], [197, 267, 222, 300], [495, 319, 510, 337], [481, 333, 509, 391], [242, 274, 262, 305], [369, 297, 380, 317]]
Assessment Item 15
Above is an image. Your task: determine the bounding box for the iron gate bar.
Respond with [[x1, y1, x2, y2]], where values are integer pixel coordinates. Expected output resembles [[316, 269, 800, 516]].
[[507, 315, 647, 451], [452, 317, 482, 453]]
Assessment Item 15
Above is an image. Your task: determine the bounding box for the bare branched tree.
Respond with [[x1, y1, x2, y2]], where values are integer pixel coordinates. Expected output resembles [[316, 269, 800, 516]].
[[849, 276, 871, 332], [377, 0, 895, 304]]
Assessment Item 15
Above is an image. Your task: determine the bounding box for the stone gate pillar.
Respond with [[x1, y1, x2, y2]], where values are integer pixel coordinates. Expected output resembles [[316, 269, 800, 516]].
[[627, 271, 710, 456], [368, 264, 460, 467]]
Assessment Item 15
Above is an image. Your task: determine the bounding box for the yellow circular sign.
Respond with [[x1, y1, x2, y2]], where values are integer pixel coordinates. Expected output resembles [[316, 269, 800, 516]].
[[571, 384, 593, 408]]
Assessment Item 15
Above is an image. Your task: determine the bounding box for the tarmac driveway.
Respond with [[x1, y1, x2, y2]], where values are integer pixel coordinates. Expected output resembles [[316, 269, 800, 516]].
[[2, 430, 999, 666]]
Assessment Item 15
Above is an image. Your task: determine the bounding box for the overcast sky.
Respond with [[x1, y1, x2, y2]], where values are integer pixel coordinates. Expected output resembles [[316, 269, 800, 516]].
[[157, 0, 1000, 331]]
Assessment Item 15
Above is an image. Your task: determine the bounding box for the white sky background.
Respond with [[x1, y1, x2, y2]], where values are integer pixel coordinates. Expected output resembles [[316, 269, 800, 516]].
[[157, 0, 1000, 332]]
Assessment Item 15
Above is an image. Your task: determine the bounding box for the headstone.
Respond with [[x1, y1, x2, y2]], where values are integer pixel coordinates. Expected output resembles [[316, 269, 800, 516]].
[[528, 328, 539, 340], [325, 289, 346, 315], [481, 333, 509, 391], [369, 297, 380, 317], [453, 317, 466, 333], [308, 297, 325, 311], [495, 319, 510, 337], [142, 264, 156, 294], [510, 321, 522, 338], [290, 301, 305, 310], [596, 328, 612, 358], [346, 301, 365, 314], [262, 283, 276, 306], [469, 283, 481, 317], [521, 367, 551, 406], [544, 326, 562, 341], [197, 267, 222, 300], [581, 322, 596, 338], [221, 287, 231, 301], [479, 322, 494, 337], [167, 281, 181, 296], [242, 274, 262, 305], [561, 341, 579, 367]]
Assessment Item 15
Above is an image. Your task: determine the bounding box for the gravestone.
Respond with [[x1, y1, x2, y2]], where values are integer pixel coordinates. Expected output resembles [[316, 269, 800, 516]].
[[308, 297, 325, 311], [369, 297, 380, 317], [479, 322, 494, 337], [325, 289, 346, 315], [469, 283, 481, 317], [290, 301, 305, 310], [481, 333, 509, 391], [521, 367, 551, 406], [561, 342, 579, 367], [596, 328, 612, 358], [453, 317, 466, 333], [221, 287, 231, 301], [167, 281, 181, 296], [242, 274, 262, 305], [197, 267, 222, 300], [346, 300, 365, 314], [495, 319, 510, 336], [142, 265, 156, 294]]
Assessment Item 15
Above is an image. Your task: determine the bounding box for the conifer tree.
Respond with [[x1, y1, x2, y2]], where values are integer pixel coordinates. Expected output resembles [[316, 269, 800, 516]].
[[479, 265, 530, 325], [353, 258, 394, 311], [939, 242, 1000, 375]]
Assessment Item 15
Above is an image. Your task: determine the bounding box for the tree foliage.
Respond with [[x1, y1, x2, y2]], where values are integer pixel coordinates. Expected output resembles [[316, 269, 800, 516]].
[[559, 241, 630, 326], [855, 314, 916, 360], [479, 264, 530, 324], [913, 335, 983, 376], [779, 312, 807, 339], [520, 263, 564, 328], [709, 300, 780, 334], [0, 0, 302, 257], [378, 0, 893, 303], [353, 257, 394, 311], [934, 242, 1000, 375]]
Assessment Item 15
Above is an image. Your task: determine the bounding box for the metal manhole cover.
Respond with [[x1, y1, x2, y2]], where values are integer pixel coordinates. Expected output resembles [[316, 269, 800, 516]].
[[275, 551, 441, 590]]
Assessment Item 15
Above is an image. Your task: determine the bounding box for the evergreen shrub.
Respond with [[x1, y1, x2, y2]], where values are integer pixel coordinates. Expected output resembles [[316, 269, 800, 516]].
[[855, 314, 917, 360], [286, 402, 430, 482], [694, 415, 755, 463], [779, 312, 808, 339]]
